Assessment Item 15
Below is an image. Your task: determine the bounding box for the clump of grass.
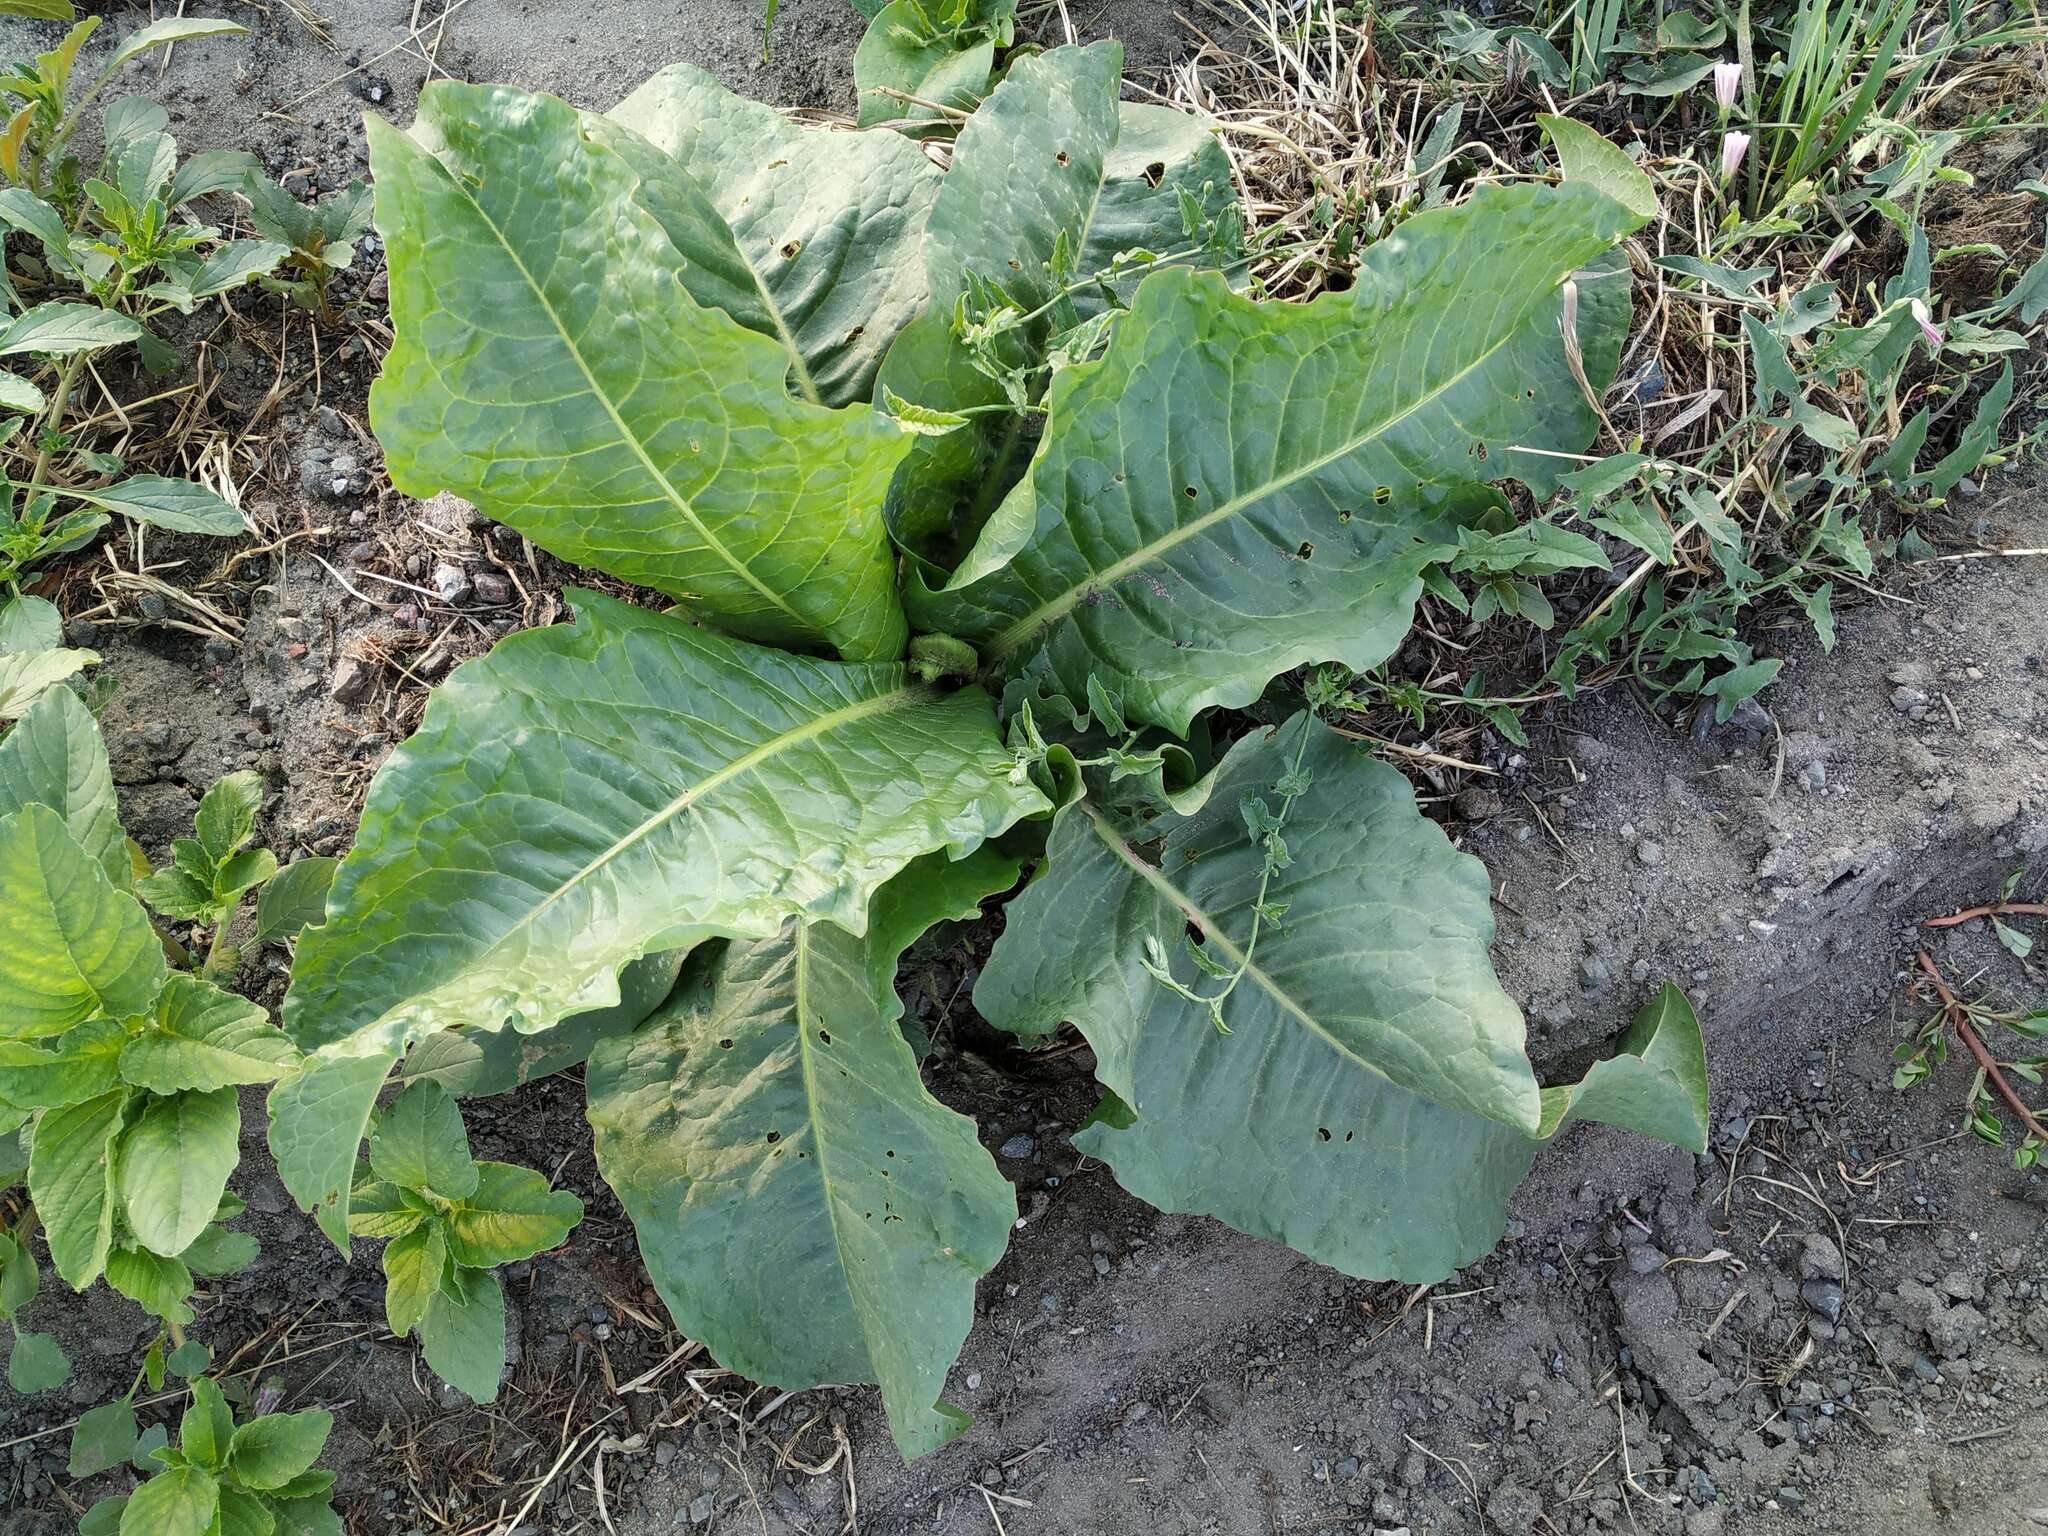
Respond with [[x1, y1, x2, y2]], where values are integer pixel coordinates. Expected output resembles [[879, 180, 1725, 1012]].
[[1141, 0, 2048, 771]]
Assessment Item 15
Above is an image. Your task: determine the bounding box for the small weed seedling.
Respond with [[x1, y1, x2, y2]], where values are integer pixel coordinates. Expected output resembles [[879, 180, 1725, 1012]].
[[346, 1080, 582, 1403]]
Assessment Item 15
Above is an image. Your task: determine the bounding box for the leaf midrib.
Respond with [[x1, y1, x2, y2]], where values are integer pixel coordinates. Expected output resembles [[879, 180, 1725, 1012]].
[[420, 683, 921, 1019], [445, 148, 809, 627], [1076, 802, 1378, 1079], [790, 923, 869, 1355], [983, 297, 1533, 661]]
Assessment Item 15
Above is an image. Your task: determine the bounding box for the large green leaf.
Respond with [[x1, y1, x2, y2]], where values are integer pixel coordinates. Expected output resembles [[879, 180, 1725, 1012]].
[[0, 686, 128, 887], [369, 82, 909, 660], [274, 592, 1042, 1243], [911, 180, 1646, 732], [0, 805, 165, 1040], [586, 849, 1021, 1458], [27, 1087, 128, 1285], [395, 948, 684, 1098], [603, 63, 942, 406], [116, 1086, 241, 1258], [977, 716, 1704, 1282], [118, 975, 299, 1094]]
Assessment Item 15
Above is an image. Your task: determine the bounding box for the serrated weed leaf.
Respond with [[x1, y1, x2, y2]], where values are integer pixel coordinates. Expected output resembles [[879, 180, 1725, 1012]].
[[226, 1408, 333, 1491], [0, 686, 127, 887], [415, 1264, 505, 1404], [1, 805, 166, 1040], [441, 1161, 580, 1267]]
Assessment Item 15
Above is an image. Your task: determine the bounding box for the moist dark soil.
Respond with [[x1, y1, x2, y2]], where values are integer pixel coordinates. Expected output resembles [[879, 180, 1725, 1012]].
[[2, 4, 2044, 1535]]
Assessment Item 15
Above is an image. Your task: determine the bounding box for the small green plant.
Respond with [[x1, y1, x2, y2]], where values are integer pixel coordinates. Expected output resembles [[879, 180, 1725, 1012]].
[[1, 13, 284, 710], [75, 1374, 339, 1536], [1904, 881, 2047, 1170], [1, 687, 335, 1393], [242, 173, 373, 326], [344, 1080, 582, 1403]]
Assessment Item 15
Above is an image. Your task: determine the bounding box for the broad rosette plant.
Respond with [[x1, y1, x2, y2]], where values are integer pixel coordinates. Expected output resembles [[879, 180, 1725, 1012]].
[[270, 41, 1711, 1455]]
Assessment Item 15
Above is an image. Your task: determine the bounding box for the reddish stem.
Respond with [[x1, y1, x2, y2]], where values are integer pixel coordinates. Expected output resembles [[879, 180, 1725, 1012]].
[[1923, 901, 2048, 929], [1915, 950, 2048, 1143]]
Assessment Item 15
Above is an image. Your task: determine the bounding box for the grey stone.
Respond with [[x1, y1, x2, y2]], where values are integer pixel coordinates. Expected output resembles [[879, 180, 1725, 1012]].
[[998, 1134, 1036, 1160], [1636, 839, 1665, 867], [432, 562, 472, 603], [473, 571, 514, 606], [688, 1493, 715, 1525], [1800, 1280, 1844, 1324], [1799, 1234, 1845, 1281], [330, 656, 374, 704]]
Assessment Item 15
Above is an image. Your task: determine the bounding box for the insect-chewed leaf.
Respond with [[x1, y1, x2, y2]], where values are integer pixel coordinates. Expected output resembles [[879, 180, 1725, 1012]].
[[978, 716, 1699, 1282], [585, 848, 1021, 1459], [602, 61, 941, 406], [0, 687, 128, 887], [912, 180, 1646, 733], [369, 82, 908, 660], [0, 805, 164, 1040], [272, 591, 1042, 1245]]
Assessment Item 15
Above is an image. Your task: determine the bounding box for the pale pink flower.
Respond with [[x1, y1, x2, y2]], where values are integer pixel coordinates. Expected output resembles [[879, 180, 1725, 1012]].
[[1712, 61, 1743, 111], [1719, 131, 1752, 182], [1910, 298, 1942, 349]]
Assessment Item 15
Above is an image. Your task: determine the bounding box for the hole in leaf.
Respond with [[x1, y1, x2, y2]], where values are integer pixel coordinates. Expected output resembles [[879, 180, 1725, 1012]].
[[1372, 485, 1392, 506], [1184, 486, 1199, 499], [766, 1130, 781, 1143], [1337, 509, 1353, 523], [845, 325, 865, 344], [886, 1149, 896, 1158], [1472, 441, 1489, 461], [718, 1038, 734, 1049], [1055, 150, 1071, 167], [1143, 161, 1166, 187], [780, 240, 802, 259], [1316, 1127, 1332, 1142], [1344, 1131, 1354, 1142], [1296, 541, 1314, 560], [818, 1030, 832, 1044]]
